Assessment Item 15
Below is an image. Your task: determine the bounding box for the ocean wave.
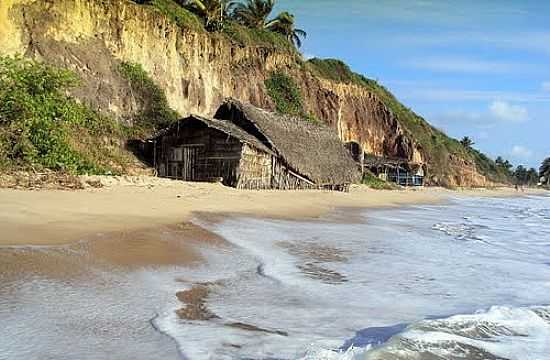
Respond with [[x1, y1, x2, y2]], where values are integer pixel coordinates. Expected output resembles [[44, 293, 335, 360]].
[[431, 222, 488, 243], [361, 305, 550, 360], [300, 306, 550, 360]]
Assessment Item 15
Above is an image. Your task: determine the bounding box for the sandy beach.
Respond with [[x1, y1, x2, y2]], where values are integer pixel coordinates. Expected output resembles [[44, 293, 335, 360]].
[[0, 176, 545, 248]]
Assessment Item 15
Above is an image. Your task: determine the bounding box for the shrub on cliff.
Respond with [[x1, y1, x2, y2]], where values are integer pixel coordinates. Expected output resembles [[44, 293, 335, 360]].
[[117, 62, 179, 135], [264, 71, 318, 123], [133, 0, 205, 32], [0, 56, 133, 174]]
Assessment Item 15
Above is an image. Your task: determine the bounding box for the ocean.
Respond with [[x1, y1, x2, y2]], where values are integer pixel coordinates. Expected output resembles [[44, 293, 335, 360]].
[[1, 194, 549, 359]]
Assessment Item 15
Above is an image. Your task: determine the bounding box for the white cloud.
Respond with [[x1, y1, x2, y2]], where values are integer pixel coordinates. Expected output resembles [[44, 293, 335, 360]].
[[489, 101, 529, 123], [542, 81, 550, 92], [511, 145, 533, 159]]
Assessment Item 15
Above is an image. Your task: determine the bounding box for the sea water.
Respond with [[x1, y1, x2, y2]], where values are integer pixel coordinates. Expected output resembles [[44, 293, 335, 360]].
[[157, 194, 550, 359], [1, 194, 549, 359]]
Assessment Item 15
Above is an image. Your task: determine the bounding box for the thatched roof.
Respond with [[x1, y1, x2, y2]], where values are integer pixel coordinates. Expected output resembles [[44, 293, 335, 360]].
[[152, 115, 274, 155], [214, 99, 360, 185], [364, 154, 423, 172]]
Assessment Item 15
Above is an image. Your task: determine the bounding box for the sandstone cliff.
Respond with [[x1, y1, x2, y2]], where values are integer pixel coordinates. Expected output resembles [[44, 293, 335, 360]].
[[1, 0, 493, 186]]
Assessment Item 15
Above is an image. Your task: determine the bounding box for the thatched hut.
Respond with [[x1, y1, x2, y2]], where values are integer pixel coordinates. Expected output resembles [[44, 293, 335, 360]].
[[149, 100, 360, 191], [214, 99, 361, 190], [150, 115, 275, 189]]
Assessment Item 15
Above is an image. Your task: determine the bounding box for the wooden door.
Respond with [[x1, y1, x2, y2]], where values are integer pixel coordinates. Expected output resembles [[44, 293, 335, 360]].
[[181, 146, 200, 181]]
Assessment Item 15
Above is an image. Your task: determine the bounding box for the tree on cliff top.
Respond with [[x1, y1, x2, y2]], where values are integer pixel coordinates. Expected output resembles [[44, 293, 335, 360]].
[[230, 0, 306, 48], [180, 0, 232, 31], [460, 136, 474, 148], [231, 0, 276, 29], [268, 11, 307, 48]]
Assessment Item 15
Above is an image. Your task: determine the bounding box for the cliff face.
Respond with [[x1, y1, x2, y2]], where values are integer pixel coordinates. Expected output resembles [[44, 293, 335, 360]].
[[1, 0, 489, 186]]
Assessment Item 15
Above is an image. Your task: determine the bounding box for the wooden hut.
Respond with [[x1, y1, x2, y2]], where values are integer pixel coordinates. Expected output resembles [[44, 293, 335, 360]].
[[214, 99, 361, 190], [151, 115, 276, 189], [364, 155, 425, 186], [149, 100, 360, 191]]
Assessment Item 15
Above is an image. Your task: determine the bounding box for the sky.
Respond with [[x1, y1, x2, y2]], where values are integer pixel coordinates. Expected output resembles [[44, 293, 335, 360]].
[[275, 0, 550, 169]]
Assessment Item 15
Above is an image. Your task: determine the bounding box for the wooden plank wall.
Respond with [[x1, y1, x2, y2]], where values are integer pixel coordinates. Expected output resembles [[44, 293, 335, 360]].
[[156, 127, 243, 186]]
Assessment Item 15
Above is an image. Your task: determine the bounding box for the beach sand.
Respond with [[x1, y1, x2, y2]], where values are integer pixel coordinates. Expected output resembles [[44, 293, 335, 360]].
[[0, 176, 545, 250]]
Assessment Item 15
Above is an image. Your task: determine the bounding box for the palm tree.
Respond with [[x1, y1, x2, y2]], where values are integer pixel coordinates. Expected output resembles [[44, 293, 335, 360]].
[[231, 0, 276, 29], [460, 136, 474, 148], [268, 11, 307, 48], [181, 0, 231, 31], [540, 157, 550, 183]]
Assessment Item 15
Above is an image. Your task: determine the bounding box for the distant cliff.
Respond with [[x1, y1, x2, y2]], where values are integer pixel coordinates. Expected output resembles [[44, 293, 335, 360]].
[[1, 0, 502, 186]]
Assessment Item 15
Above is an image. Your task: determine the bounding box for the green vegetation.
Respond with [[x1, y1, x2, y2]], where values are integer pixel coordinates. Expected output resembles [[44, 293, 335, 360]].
[[306, 58, 372, 85], [231, 0, 276, 29], [264, 71, 317, 123], [222, 21, 296, 51], [178, 0, 231, 31], [266, 12, 307, 48], [117, 62, 179, 136], [361, 171, 398, 190], [137, 0, 205, 32], [231, 1, 306, 48], [460, 136, 474, 148], [512, 165, 539, 186], [468, 149, 511, 183], [0, 56, 134, 174], [539, 157, 550, 184], [265, 71, 303, 116], [133, 0, 305, 50]]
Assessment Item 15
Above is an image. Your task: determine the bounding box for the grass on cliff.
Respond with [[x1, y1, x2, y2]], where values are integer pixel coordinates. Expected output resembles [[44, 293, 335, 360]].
[[306, 58, 509, 184], [134, 0, 204, 32], [222, 22, 297, 52], [265, 71, 318, 123], [117, 62, 179, 137], [0, 56, 135, 175]]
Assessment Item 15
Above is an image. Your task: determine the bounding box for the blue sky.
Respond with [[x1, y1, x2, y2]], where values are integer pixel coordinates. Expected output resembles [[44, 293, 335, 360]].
[[275, 0, 550, 169]]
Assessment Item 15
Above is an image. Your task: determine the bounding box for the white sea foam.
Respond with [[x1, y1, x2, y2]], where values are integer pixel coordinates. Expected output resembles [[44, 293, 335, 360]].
[[155, 194, 550, 359], [365, 305, 550, 360]]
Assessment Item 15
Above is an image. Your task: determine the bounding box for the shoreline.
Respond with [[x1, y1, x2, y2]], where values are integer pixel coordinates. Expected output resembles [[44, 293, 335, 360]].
[[0, 176, 547, 248]]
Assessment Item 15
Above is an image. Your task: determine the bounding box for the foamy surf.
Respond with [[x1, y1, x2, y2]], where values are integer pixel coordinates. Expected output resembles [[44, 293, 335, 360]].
[[364, 305, 550, 360], [155, 194, 550, 359]]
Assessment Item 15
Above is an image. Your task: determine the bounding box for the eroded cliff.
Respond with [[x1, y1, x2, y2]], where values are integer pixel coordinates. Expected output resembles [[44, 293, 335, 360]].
[[1, 0, 492, 186]]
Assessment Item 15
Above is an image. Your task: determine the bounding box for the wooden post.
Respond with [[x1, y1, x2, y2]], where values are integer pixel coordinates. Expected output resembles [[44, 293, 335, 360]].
[[397, 167, 400, 185], [153, 139, 157, 176]]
